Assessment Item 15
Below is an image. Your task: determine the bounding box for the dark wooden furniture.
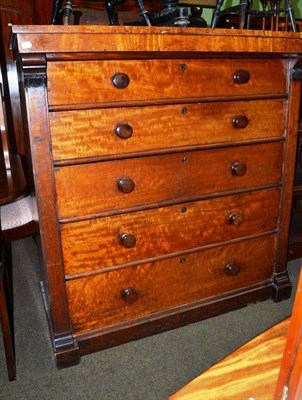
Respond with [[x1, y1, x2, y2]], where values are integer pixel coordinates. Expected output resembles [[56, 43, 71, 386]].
[[12, 26, 302, 368], [0, 116, 26, 382], [0, 46, 38, 380], [0, 0, 53, 155], [0, 0, 54, 203], [0, 161, 26, 382], [0, 168, 37, 383], [0, 237, 16, 381]]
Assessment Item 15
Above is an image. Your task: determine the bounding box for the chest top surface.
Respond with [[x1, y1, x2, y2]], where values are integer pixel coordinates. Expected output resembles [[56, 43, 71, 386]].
[[11, 25, 302, 57]]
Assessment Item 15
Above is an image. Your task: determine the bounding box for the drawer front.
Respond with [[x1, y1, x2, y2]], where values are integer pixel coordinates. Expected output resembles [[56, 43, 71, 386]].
[[50, 99, 285, 161], [66, 235, 276, 334], [47, 59, 286, 106], [55, 142, 283, 219], [61, 188, 280, 275]]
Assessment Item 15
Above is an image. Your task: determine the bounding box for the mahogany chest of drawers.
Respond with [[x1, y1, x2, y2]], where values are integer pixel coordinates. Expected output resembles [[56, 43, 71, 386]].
[[12, 26, 302, 367]]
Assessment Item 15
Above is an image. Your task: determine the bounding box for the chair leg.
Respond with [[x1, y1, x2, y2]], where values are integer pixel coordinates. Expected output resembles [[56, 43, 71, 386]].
[[3, 242, 13, 311], [239, 0, 249, 28], [285, 0, 297, 32], [211, 0, 225, 28], [0, 247, 16, 381]]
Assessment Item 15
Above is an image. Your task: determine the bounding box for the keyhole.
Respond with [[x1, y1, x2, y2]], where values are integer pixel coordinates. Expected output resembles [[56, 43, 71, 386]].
[[181, 107, 188, 115]]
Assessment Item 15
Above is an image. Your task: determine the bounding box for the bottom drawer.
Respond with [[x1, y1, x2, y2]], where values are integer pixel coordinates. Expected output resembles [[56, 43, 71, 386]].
[[66, 235, 276, 334]]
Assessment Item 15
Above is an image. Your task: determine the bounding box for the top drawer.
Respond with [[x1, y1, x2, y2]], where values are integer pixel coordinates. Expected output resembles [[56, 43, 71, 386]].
[[47, 59, 286, 107]]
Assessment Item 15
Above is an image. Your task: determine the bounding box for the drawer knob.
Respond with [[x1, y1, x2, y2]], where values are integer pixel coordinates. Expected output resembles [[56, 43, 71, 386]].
[[225, 262, 240, 276], [122, 288, 138, 304], [228, 211, 243, 226], [231, 161, 247, 177], [112, 72, 130, 89], [120, 233, 137, 248], [232, 115, 249, 129], [117, 177, 135, 193], [233, 69, 250, 84], [115, 123, 133, 139]]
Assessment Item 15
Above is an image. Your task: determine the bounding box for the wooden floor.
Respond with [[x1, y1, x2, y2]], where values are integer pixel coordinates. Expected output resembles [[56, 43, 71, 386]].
[[169, 318, 290, 400]]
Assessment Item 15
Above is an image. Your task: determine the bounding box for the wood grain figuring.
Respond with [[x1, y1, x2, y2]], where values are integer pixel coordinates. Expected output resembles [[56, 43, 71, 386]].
[[49, 99, 286, 161], [61, 188, 280, 275], [55, 142, 283, 219], [66, 235, 276, 333], [274, 269, 302, 398], [13, 26, 301, 364], [169, 318, 290, 400], [47, 59, 286, 106], [12, 26, 302, 55]]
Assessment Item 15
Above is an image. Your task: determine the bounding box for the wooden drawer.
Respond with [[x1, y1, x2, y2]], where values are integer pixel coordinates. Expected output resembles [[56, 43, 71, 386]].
[[47, 59, 286, 107], [50, 99, 285, 161], [66, 235, 276, 334], [55, 142, 283, 219], [61, 188, 280, 275]]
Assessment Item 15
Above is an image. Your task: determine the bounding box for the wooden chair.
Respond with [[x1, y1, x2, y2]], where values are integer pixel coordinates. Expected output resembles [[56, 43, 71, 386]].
[[50, 0, 161, 25], [0, 235, 15, 381], [0, 194, 37, 382], [0, 78, 37, 381], [211, 0, 297, 31]]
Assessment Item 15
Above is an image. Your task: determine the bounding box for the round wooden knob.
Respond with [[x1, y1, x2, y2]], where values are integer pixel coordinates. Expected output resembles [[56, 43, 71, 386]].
[[117, 177, 135, 193], [115, 124, 133, 139], [231, 161, 247, 176], [233, 69, 250, 84], [228, 211, 243, 226], [111, 72, 130, 89], [232, 115, 249, 129], [122, 288, 138, 304], [120, 233, 136, 248], [225, 262, 240, 276]]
